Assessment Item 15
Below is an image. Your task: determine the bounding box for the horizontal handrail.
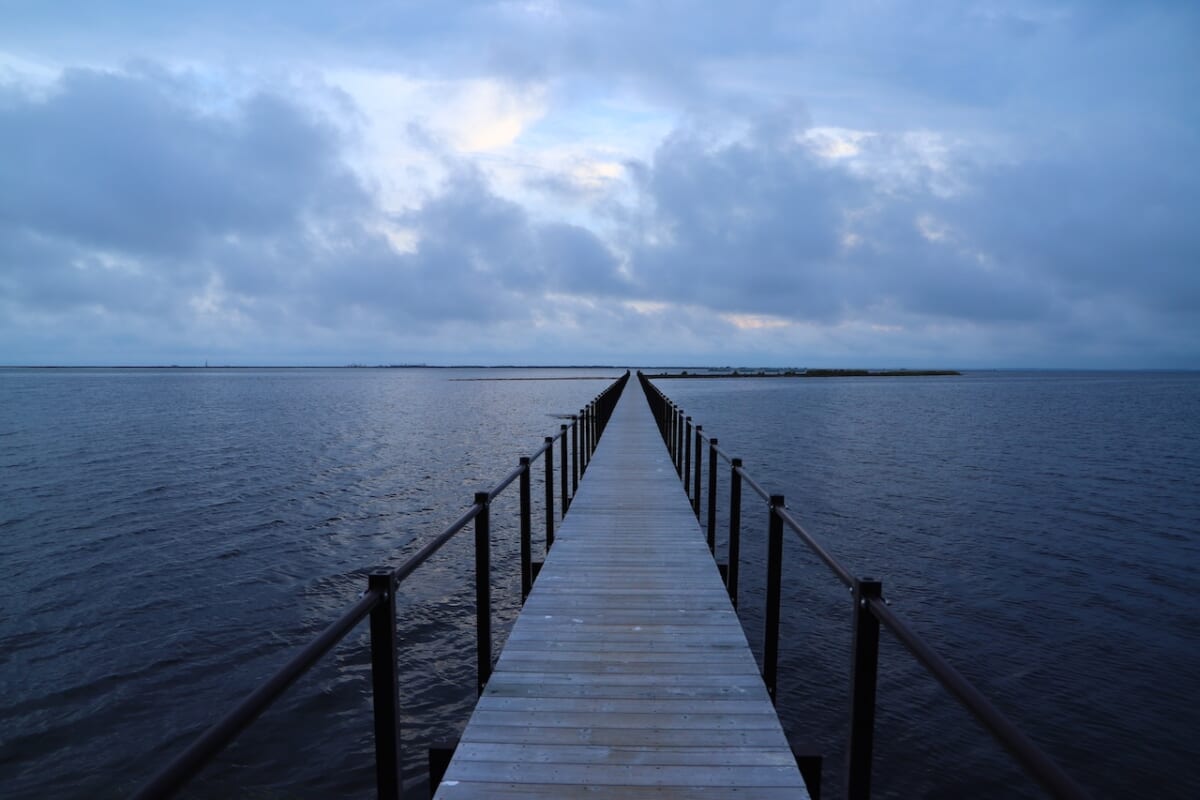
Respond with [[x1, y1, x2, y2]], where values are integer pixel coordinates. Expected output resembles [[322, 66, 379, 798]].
[[775, 506, 854, 589], [395, 502, 483, 584], [635, 370, 1089, 800], [735, 465, 771, 503], [868, 597, 1088, 800], [488, 464, 525, 500], [133, 589, 384, 800], [136, 370, 631, 799]]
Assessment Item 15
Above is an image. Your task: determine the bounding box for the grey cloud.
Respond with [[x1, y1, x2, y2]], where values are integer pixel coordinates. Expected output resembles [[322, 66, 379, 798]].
[[629, 117, 857, 319], [942, 132, 1200, 319], [0, 68, 366, 258], [535, 223, 628, 296], [621, 105, 1199, 367]]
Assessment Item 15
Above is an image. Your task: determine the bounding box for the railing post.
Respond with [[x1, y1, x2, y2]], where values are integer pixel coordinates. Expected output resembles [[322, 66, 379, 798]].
[[544, 436, 555, 550], [764, 495, 785, 705], [587, 402, 595, 459], [519, 457, 532, 602], [571, 414, 580, 494], [666, 401, 674, 451], [692, 424, 703, 517], [672, 404, 679, 458], [675, 409, 685, 477], [474, 492, 492, 696], [684, 416, 693, 496], [560, 424, 569, 514], [707, 438, 718, 554], [728, 458, 742, 607], [582, 406, 590, 470], [368, 569, 402, 800], [846, 578, 883, 800]]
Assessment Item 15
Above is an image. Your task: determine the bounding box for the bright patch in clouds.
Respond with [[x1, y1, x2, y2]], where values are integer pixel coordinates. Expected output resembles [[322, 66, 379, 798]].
[[722, 313, 793, 331]]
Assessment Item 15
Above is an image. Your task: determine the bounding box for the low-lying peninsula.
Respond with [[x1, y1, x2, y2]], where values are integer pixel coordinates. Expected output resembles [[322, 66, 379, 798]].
[[645, 368, 961, 378]]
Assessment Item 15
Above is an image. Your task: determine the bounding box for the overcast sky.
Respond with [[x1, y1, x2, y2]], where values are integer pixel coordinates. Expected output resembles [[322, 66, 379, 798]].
[[1, 2, 1197, 367]]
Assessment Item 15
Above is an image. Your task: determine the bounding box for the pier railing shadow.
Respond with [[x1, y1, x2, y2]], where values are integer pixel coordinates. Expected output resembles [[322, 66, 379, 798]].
[[133, 371, 631, 800], [636, 371, 1090, 800]]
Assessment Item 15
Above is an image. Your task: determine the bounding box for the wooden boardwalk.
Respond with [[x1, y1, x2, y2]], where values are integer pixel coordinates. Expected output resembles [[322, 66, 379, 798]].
[[433, 387, 809, 798]]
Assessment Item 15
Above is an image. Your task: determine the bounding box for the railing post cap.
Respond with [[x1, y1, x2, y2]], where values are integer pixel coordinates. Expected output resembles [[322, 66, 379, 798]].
[[854, 577, 883, 595], [368, 569, 396, 591], [474, 491, 490, 505], [732, 456, 742, 465], [519, 455, 530, 465], [770, 493, 786, 506]]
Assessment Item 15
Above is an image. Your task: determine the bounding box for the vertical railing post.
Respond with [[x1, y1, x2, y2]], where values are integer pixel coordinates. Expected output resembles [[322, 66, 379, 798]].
[[368, 569, 402, 800], [587, 402, 595, 458], [672, 404, 679, 460], [519, 457, 532, 602], [684, 416, 693, 496], [473, 493, 492, 696], [728, 458, 742, 607], [667, 402, 675, 452], [560, 424, 569, 514], [764, 495, 785, 705], [544, 437, 555, 550], [846, 578, 883, 800], [675, 409, 685, 476], [663, 400, 669, 449], [692, 424, 703, 517], [582, 405, 590, 470], [706, 438, 718, 554], [571, 414, 580, 494]]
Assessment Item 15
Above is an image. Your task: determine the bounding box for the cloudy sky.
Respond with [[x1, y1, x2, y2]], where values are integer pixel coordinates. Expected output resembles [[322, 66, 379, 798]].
[[1, 2, 1197, 367]]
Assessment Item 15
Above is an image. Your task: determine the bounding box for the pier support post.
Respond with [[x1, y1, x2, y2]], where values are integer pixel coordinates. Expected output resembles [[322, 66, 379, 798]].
[[474, 493, 493, 696], [706, 438, 718, 553], [675, 408, 685, 476], [544, 436, 555, 550], [728, 458, 742, 607], [368, 569, 402, 799], [560, 425, 569, 513], [846, 577, 883, 800], [576, 417, 585, 496], [684, 416, 693, 497], [693, 424, 703, 517], [519, 457, 532, 602], [764, 495, 785, 704]]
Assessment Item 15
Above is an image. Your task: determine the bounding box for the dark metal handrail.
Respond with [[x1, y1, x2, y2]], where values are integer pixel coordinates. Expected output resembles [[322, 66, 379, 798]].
[[635, 371, 1089, 800], [135, 371, 631, 800]]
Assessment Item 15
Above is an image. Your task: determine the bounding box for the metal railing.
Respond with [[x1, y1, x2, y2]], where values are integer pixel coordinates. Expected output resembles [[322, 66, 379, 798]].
[[636, 371, 1089, 800], [134, 371, 631, 799]]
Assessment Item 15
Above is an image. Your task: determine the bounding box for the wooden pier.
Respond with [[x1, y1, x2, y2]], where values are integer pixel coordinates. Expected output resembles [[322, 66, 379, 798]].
[[434, 387, 809, 797]]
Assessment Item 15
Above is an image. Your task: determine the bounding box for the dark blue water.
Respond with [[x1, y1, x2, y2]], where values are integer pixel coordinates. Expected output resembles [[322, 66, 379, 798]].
[[656, 371, 1200, 799], [0, 367, 620, 798], [1, 369, 1197, 798]]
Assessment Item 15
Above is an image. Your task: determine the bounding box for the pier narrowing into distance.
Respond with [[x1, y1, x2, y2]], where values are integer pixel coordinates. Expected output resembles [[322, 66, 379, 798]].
[[432, 375, 809, 798]]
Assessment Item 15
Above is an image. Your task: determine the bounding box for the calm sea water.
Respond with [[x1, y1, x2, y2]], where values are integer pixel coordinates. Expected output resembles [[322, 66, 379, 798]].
[[1, 368, 1197, 798], [656, 370, 1200, 799]]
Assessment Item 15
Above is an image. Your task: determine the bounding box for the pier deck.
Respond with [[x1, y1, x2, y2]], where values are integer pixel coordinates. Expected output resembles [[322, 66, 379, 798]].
[[434, 387, 808, 798]]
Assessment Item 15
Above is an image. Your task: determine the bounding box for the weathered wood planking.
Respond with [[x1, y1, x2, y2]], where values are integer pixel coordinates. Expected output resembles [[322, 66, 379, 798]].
[[434, 385, 809, 799]]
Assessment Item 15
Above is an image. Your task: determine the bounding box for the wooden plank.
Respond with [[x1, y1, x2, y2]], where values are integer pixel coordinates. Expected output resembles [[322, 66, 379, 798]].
[[437, 783, 805, 798], [434, 384, 809, 799], [451, 742, 799, 767]]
